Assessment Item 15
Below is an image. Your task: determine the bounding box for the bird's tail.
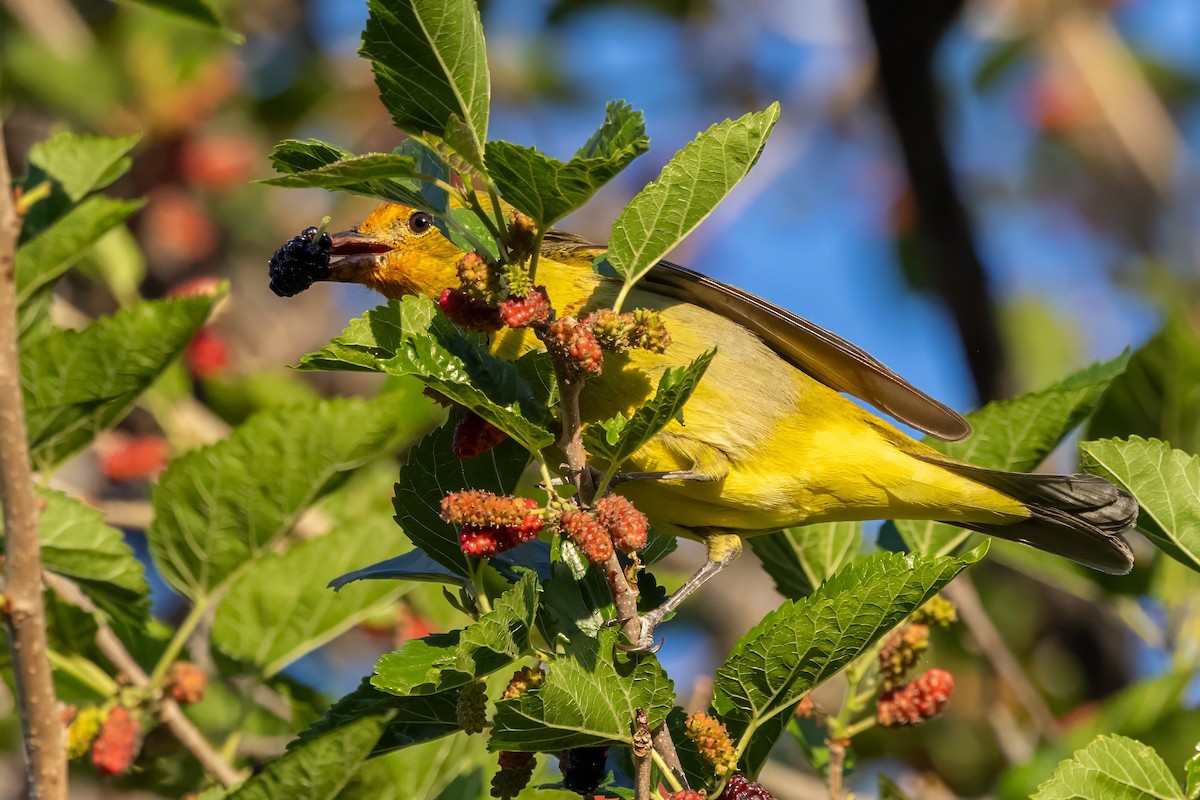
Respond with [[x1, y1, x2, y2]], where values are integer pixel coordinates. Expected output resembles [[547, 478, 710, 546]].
[[919, 456, 1138, 574]]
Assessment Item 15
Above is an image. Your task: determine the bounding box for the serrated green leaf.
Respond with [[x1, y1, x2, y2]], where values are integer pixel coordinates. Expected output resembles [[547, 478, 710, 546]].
[[1032, 734, 1182, 800], [607, 105, 779, 301], [298, 678, 463, 756], [747, 521, 863, 599], [33, 489, 149, 627], [491, 627, 675, 751], [373, 573, 538, 696], [337, 732, 489, 800], [213, 513, 412, 677], [301, 297, 553, 452], [27, 131, 141, 202], [1088, 317, 1200, 455], [23, 294, 215, 470], [15, 196, 145, 305], [148, 395, 420, 601], [1187, 746, 1200, 800], [583, 350, 714, 468], [393, 417, 531, 578], [260, 153, 420, 190], [362, 0, 489, 162], [711, 546, 985, 775], [228, 713, 386, 800], [266, 139, 435, 210], [487, 101, 648, 224], [1080, 437, 1200, 572], [898, 352, 1129, 555]]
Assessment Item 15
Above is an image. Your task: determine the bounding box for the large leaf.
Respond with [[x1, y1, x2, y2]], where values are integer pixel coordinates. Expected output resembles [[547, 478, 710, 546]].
[[490, 627, 675, 751], [606, 104, 779, 301], [33, 489, 149, 628], [297, 678, 463, 757], [583, 350, 714, 468], [336, 732, 489, 800], [373, 572, 538, 696], [301, 297, 553, 453], [260, 153, 419, 191], [362, 0, 489, 162], [487, 101, 648, 224], [15, 196, 145, 306], [747, 521, 863, 599], [392, 419, 530, 578], [228, 714, 387, 800], [22, 294, 215, 470], [27, 131, 141, 202], [212, 513, 412, 677], [1089, 317, 1200, 456], [711, 546, 985, 776], [1032, 735, 1182, 800], [1080, 437, 1200, 572], [148, 394, 422, 601], [896, 353, 1128, 556]]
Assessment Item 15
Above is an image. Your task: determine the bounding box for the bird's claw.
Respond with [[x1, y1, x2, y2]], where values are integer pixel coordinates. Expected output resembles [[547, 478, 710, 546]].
[[607, 610, 667, 653]]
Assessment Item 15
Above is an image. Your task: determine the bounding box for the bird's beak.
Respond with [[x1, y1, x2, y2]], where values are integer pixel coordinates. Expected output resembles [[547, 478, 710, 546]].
[[326, 228, 393, 283]]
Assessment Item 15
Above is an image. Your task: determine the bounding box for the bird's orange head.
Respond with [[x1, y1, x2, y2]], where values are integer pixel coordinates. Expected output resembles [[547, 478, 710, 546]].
[[325, 203, 463, 300]]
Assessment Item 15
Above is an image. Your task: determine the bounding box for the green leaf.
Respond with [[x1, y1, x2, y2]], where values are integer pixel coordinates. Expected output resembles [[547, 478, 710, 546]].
[[121, 0, 242, 42], [23, 294, 215, 470], [878, 774, 913, 800], [266, 139, 435, 210], [337, 733, 489, 800], [148, 395, 420, 601], [228, 714, 387, 800], [373, 572, 538, 696], [1032, 734, 1182, 800], [1088, 317, 1200, 455], [487, 101, 648, 224], [897, 352, 1129, 555], [298, 678, 463, 756], [1080, 437, 1200, 572], [15, 196, 145, 306], [490, 627, 675, 751], [362, 0, 490, 161], [711, 545, 985, 775], [1187, 745, 1200, 800], [301, 297, 553, 453], [35, 489, 149, 627], [260, 153, 420, 191], [583, 350, 714, 468], [393, 419, 530, 578], [607, 104, 779, 299], [212, 513, 412, 677], [747, 521, 863, 599], [27, 131, 141, 202]]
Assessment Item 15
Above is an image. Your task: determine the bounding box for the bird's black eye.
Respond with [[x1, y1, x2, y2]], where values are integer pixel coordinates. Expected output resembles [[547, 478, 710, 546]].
[[408, 211, 434, 234]]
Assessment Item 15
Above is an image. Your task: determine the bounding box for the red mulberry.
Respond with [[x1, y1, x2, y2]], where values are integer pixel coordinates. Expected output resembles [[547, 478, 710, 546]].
[[877, 668, 954, 727]]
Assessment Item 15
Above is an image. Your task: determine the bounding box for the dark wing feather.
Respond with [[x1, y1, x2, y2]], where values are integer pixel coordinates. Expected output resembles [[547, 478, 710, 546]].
[[541, 231, 972, 441]]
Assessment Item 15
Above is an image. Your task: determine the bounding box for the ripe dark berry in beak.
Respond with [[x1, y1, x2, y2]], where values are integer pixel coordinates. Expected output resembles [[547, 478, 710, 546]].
[[268, 226, 333, 297]]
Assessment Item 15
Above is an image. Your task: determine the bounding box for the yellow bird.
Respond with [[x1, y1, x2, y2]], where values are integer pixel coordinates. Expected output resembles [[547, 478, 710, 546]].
[[303, 202, 1135, 648]]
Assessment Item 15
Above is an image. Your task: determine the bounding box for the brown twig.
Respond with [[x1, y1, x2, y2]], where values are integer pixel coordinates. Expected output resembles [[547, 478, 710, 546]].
[[651, 723, 689, 791], [631, 708, 652, 800], [42, 572, 243, 787], [0, 122, 67, 800], [827, 738, 847, 800]]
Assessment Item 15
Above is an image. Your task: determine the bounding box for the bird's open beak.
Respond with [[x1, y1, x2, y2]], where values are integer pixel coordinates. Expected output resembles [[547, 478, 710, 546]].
[[326, 229, 393, 282]]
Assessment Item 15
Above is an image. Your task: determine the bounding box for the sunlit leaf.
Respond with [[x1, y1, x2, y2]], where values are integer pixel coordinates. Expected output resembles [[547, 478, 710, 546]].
[[747, 521, 863, 599], [1032, 735, 1182, 800]]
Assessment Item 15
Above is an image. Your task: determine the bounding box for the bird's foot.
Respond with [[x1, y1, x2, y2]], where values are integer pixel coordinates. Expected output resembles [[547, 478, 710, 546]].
[[606, 607, 669, 653], [610, 469, 718, 485]]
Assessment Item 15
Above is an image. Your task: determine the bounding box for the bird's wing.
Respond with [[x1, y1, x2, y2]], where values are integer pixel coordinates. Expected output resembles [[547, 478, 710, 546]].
[[540, 230, 971, 441]]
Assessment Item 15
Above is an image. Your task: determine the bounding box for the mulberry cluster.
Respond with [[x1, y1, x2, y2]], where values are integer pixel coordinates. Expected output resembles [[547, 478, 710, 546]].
[[559, 509, 613, 564], [268, 225, 331, 298], [67, 706, 103, 760], [452, 413, 509, 458], [506, 211, 538, 267], [499, 286, 552, 328], [911, 595, 957, 628], [547, 317, 603, 377], [721, 774, 775, 800], [878, 623, 930, 690], [685, 712, 738, 778], [595, 495, 649, 554], [491, 751, 536, 799], [457, 681, 488, 735], [439, 288, 503, 332], [876, 668, 954, 727], [443, 490, 543, 558], [794, 694, 815, 719], [456, 252, 497, 299], [559, 746, 609, 795], [669, 792, 707, 800], [91, 706, 141, 776], [502, 665, 546, 700], [167, 661, 208, 705], [583, 308, 671, 354]]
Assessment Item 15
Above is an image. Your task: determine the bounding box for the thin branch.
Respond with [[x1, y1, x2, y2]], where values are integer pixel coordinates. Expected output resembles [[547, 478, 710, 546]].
[[42, 573, 243, 788], [651, 724, 688, 792], [943, 575, 1061, 739], [827, 738, 847, 800], [631, 708, 652, 800], [0, 121, 67, 800]]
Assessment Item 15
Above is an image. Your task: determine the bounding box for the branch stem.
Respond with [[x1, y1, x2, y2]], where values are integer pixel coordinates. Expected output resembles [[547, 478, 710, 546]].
[[0, 123, 67, 799]]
